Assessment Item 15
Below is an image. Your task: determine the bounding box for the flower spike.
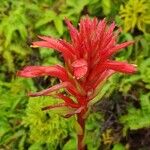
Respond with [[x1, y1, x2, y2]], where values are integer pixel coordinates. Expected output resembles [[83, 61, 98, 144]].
[[18, 16, 137, 114], [17, 16, 137, 150]]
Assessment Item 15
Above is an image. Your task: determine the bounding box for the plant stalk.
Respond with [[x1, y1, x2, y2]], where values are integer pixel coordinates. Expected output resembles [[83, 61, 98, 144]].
[[77, 113, 85, 150]]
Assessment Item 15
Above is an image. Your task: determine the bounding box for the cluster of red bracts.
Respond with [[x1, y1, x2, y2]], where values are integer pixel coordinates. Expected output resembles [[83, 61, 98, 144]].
[[17, 16, 137, 118]]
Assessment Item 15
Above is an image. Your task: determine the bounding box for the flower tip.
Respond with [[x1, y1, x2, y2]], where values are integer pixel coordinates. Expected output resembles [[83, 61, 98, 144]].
[[16, 71, 20, 76], [27, 92, 32, 97], [118, 27, 122, 33], [30, 44, 39, 48], [103, 17, 106, 22], [132, 64, 138, 72], [28, 92, 38, 97], [64, 16, 68, 20], [126, 64, 137, 74], [16, 71, 24, 77], [28, 91, 39, 97], [129, 41, 135, 45], [133, 64, 137, 67], [37, 35, 43, 39], [64, 18, 71, 25]]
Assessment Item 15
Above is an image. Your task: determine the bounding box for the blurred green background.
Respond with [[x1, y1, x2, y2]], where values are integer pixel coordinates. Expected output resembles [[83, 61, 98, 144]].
[[0, 0, 150, 149]]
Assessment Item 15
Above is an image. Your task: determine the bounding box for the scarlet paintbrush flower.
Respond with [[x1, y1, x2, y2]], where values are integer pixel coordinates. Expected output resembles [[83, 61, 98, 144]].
[[17, 16, 136, 150]]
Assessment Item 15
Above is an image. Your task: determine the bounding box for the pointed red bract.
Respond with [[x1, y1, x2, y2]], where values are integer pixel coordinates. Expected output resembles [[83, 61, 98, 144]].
[[65, 19, 79, 46], [42, 103, 66, 111], [105, 60, 137, 74], [28, 82, 72, 97], [56, 94, 79, 108], [100, 41, 134, 61], [17, 16, 137, 117], [17, 65, 69, 81], [64, 106, 84, 118], [32, 36, 75, 60]]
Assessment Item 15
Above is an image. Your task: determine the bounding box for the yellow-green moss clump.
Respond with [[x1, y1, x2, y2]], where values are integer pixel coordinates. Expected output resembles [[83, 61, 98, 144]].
[[119, 0, 150, 32], [23, 96, 74, 149]]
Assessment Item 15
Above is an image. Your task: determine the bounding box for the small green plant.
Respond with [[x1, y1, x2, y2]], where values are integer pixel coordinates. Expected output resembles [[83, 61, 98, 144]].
[[23, 96, 74, 149], [0, 1, 30, 72], [120, 94, 150, 130], [0, 78, 34, 149], [119, 0, 150, 33]]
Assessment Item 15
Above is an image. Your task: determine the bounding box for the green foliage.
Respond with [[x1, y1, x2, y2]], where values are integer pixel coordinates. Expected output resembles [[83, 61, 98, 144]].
[[23, 97, 103, 150], [62, 135, 77, 150], [0, 1, 31, 72], [85, 113, 102, 150], [87, 0, 122, 19], [112, 143, 125, 150], [120, 94, 150, 130], [60, 0, 89, 19], [0, 0, 150, 149], [119, 0, 150, 32], [0, 78, 35, 149], [0, 1, 49, 72], [118, 58, 150, 93], [116, 32, 150, 92], [139, 58, 150, 89], [87, 0, 108, 17], [23, 96, 74, 149], [0, 0, 92, 73]]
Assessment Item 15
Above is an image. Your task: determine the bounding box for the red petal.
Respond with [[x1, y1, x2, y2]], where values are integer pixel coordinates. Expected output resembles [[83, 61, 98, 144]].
[[72, 59, 87, 67], [39, 36, 76, 55], [64, 106, 84, 118], [58, 39, 76, 54], [100, 22, 115, 49], [105, 60, 137, 74], [87, 62, 106, 82], [93, 70, 115, 89], [89, 70, 115, 100], [65, 19, 80, 58], [92, 19, 107, 58], [101, 41, 134, 61], [28, 82, 72, 97], [42, 103, 66, 111], [74, 66, 88, 79], [79, 18, 89, 40], [87, 69, 114, 93], [17, 65, 68, 81], [57, 94, 79, 108], [72, 59, 88, 79], [65, 19, 79, 44], [32, 36, 75, 59], [96, 19, 106, 37]]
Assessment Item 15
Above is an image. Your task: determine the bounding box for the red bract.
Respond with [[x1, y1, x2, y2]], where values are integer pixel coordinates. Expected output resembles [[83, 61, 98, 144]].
[[17, 16, 136, 150]]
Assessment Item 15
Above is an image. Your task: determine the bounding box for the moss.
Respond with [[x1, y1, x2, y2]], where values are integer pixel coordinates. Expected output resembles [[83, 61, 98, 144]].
[[23, 96, 74, 148]]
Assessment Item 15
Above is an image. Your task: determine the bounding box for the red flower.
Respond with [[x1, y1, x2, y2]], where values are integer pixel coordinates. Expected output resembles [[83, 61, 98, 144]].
[[17, 17, 136, 117]]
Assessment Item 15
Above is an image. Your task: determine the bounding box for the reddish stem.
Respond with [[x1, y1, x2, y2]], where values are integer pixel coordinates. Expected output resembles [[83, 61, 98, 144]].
[[77, 113, 85, 150]]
